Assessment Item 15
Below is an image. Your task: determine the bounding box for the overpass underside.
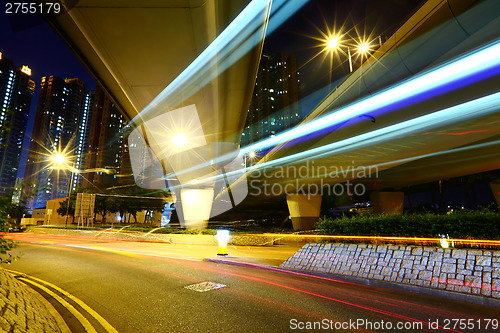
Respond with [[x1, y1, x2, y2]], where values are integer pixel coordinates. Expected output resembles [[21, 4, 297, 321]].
[[47, 0, 500, 229], [243, 0, 500, 229]]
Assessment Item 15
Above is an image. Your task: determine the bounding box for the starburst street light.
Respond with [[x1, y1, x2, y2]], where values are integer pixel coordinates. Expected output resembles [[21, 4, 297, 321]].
[[53, 153, 66, 165], [310, 20, 379, 75], [50, 151, 74, 171], [49, 151, 76, 225], [327, 37, 339, 49], [172, 132, 188, 149], [245, 151, 257, 169]]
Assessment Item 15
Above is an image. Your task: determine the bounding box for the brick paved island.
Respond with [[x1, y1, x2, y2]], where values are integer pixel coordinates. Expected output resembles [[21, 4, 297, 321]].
[[281, 243, 500, 299]]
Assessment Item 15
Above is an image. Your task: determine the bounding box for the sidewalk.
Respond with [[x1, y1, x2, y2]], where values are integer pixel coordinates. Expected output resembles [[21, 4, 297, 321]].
[[0, 269, 69, 333]]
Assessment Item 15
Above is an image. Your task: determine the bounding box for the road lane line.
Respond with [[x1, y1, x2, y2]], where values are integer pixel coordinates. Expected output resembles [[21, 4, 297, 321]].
[[62, 244, 202, 261], [6, 269, 118, 333], [90, 245, 143, 258]]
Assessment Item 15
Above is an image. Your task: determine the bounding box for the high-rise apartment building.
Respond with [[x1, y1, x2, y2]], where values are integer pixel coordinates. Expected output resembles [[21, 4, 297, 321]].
[[84, 83, 129, 186], [25, 76, 91, 208], [0, 52, 35, 196], [241, 52, 301, 146]]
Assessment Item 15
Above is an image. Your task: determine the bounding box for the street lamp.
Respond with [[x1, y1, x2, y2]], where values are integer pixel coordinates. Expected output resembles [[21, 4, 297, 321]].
[[172, 132, 188, 149], [325, 36, 342, 88], [53, 154, 66, 165], [245, 151, 257, 169], [359, 43, 369, 53], [323, 33, 375, 73], [327, 37, 339, 49], [52, 153, 75, 226]]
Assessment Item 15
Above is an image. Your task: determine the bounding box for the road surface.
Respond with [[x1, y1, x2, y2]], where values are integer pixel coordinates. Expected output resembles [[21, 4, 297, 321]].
[[3, 234, 499, 332]]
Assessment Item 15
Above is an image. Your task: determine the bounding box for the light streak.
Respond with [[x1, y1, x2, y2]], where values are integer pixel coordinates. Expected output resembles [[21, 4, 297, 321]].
[[260, 234, 500, 247], [257, 92, 500, 173], [241, 39, 500, 155], [173, 91, 500, 188], [285, 139, 500, 182], [166, 40, 500, 185], [184, 263, 456, 332], [127, 0, 307, 127]]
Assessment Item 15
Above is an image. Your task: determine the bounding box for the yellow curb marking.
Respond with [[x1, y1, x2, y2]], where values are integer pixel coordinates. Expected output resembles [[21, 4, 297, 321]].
[[6, 269, 118, 333], [15, 277, 96, 333], [25, 279, 72, 333]]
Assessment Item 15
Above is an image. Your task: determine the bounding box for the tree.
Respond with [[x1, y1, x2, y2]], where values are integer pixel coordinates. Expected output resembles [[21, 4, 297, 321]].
[[0, 193, 19, 263], [56, 196, 76, 223], [60, 181, 168, 224]]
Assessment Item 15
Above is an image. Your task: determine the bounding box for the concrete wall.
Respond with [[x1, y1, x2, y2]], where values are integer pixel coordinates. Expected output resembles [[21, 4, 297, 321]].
[[281, 243, 500, 299], [45, 198, 67, 225], [0, 269, 65, 332], [20, 217, 36, 226], [32, 209, 46, 225]]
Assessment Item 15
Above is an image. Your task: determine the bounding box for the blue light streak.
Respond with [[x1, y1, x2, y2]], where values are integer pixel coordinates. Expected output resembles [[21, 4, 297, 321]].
[[170, 40, 500, 182], [182, 91, 500, 188], [265, 92, 500, 170], [127, 0, 307, 127], [240, 39, 500, 155]]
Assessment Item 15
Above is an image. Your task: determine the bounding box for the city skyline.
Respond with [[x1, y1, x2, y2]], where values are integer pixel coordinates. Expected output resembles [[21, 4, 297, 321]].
[[242, 51, 302, 147], [0, 53, 35, 195], [24, 75, 91, 208]]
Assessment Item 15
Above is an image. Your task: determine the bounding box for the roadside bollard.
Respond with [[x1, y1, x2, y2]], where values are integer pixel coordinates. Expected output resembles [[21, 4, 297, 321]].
[[216, 230, 230, 256]]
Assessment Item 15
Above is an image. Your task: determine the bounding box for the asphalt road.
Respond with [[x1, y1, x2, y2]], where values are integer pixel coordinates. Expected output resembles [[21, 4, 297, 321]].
[[4, 236, 500, 332]]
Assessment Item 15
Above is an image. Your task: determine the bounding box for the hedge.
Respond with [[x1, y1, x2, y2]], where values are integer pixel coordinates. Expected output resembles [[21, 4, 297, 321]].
[[316, 209, 500, 239]]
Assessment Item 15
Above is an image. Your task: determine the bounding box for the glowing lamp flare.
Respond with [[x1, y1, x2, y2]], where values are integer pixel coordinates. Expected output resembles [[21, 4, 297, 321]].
[[171, 133, 188, 149], [359, 43, 369, 53], [327, 38, 338, 49], [216, 230, 230, 256], [53, 154, 66, 165], [20, 65, 32, 76]]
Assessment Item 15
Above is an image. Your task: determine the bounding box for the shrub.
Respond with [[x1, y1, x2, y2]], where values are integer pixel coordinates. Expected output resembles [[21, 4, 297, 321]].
[[316, 209, 500, 239], [0, 199, 17, 263]]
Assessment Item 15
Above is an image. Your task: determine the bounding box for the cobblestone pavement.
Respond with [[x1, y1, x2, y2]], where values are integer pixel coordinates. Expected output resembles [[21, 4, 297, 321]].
[[0, 269, 64, 333], [281, 243, 500, 299]]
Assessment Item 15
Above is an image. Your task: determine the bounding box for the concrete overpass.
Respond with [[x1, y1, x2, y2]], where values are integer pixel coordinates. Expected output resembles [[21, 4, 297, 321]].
[[45, 0, 280, 227], [47, 0, 500, 229], [248, 0, 500, 229]]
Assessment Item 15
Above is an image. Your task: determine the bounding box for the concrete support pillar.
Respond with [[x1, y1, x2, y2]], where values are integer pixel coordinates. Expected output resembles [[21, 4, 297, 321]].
[[370, 191, 404, 215], [489, 183, 500, 206], [180, 188, 214, 229], [286, 194, 322, 231]]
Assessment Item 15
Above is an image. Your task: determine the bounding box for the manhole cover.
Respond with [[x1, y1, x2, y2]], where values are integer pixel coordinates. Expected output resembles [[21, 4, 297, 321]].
[[184, 282, 228, 292]]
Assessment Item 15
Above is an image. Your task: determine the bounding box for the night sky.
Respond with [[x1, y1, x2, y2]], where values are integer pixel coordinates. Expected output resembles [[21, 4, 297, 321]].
[[0, 0, 422, 179], [264, 0, 422, 96], [0, 5, 95, 179]]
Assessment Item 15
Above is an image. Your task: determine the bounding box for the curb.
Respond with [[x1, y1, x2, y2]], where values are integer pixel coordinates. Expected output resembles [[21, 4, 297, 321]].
[[0, 269, 69, 332], [203, 257, 500, 308], [14, 275, 71, 333]]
